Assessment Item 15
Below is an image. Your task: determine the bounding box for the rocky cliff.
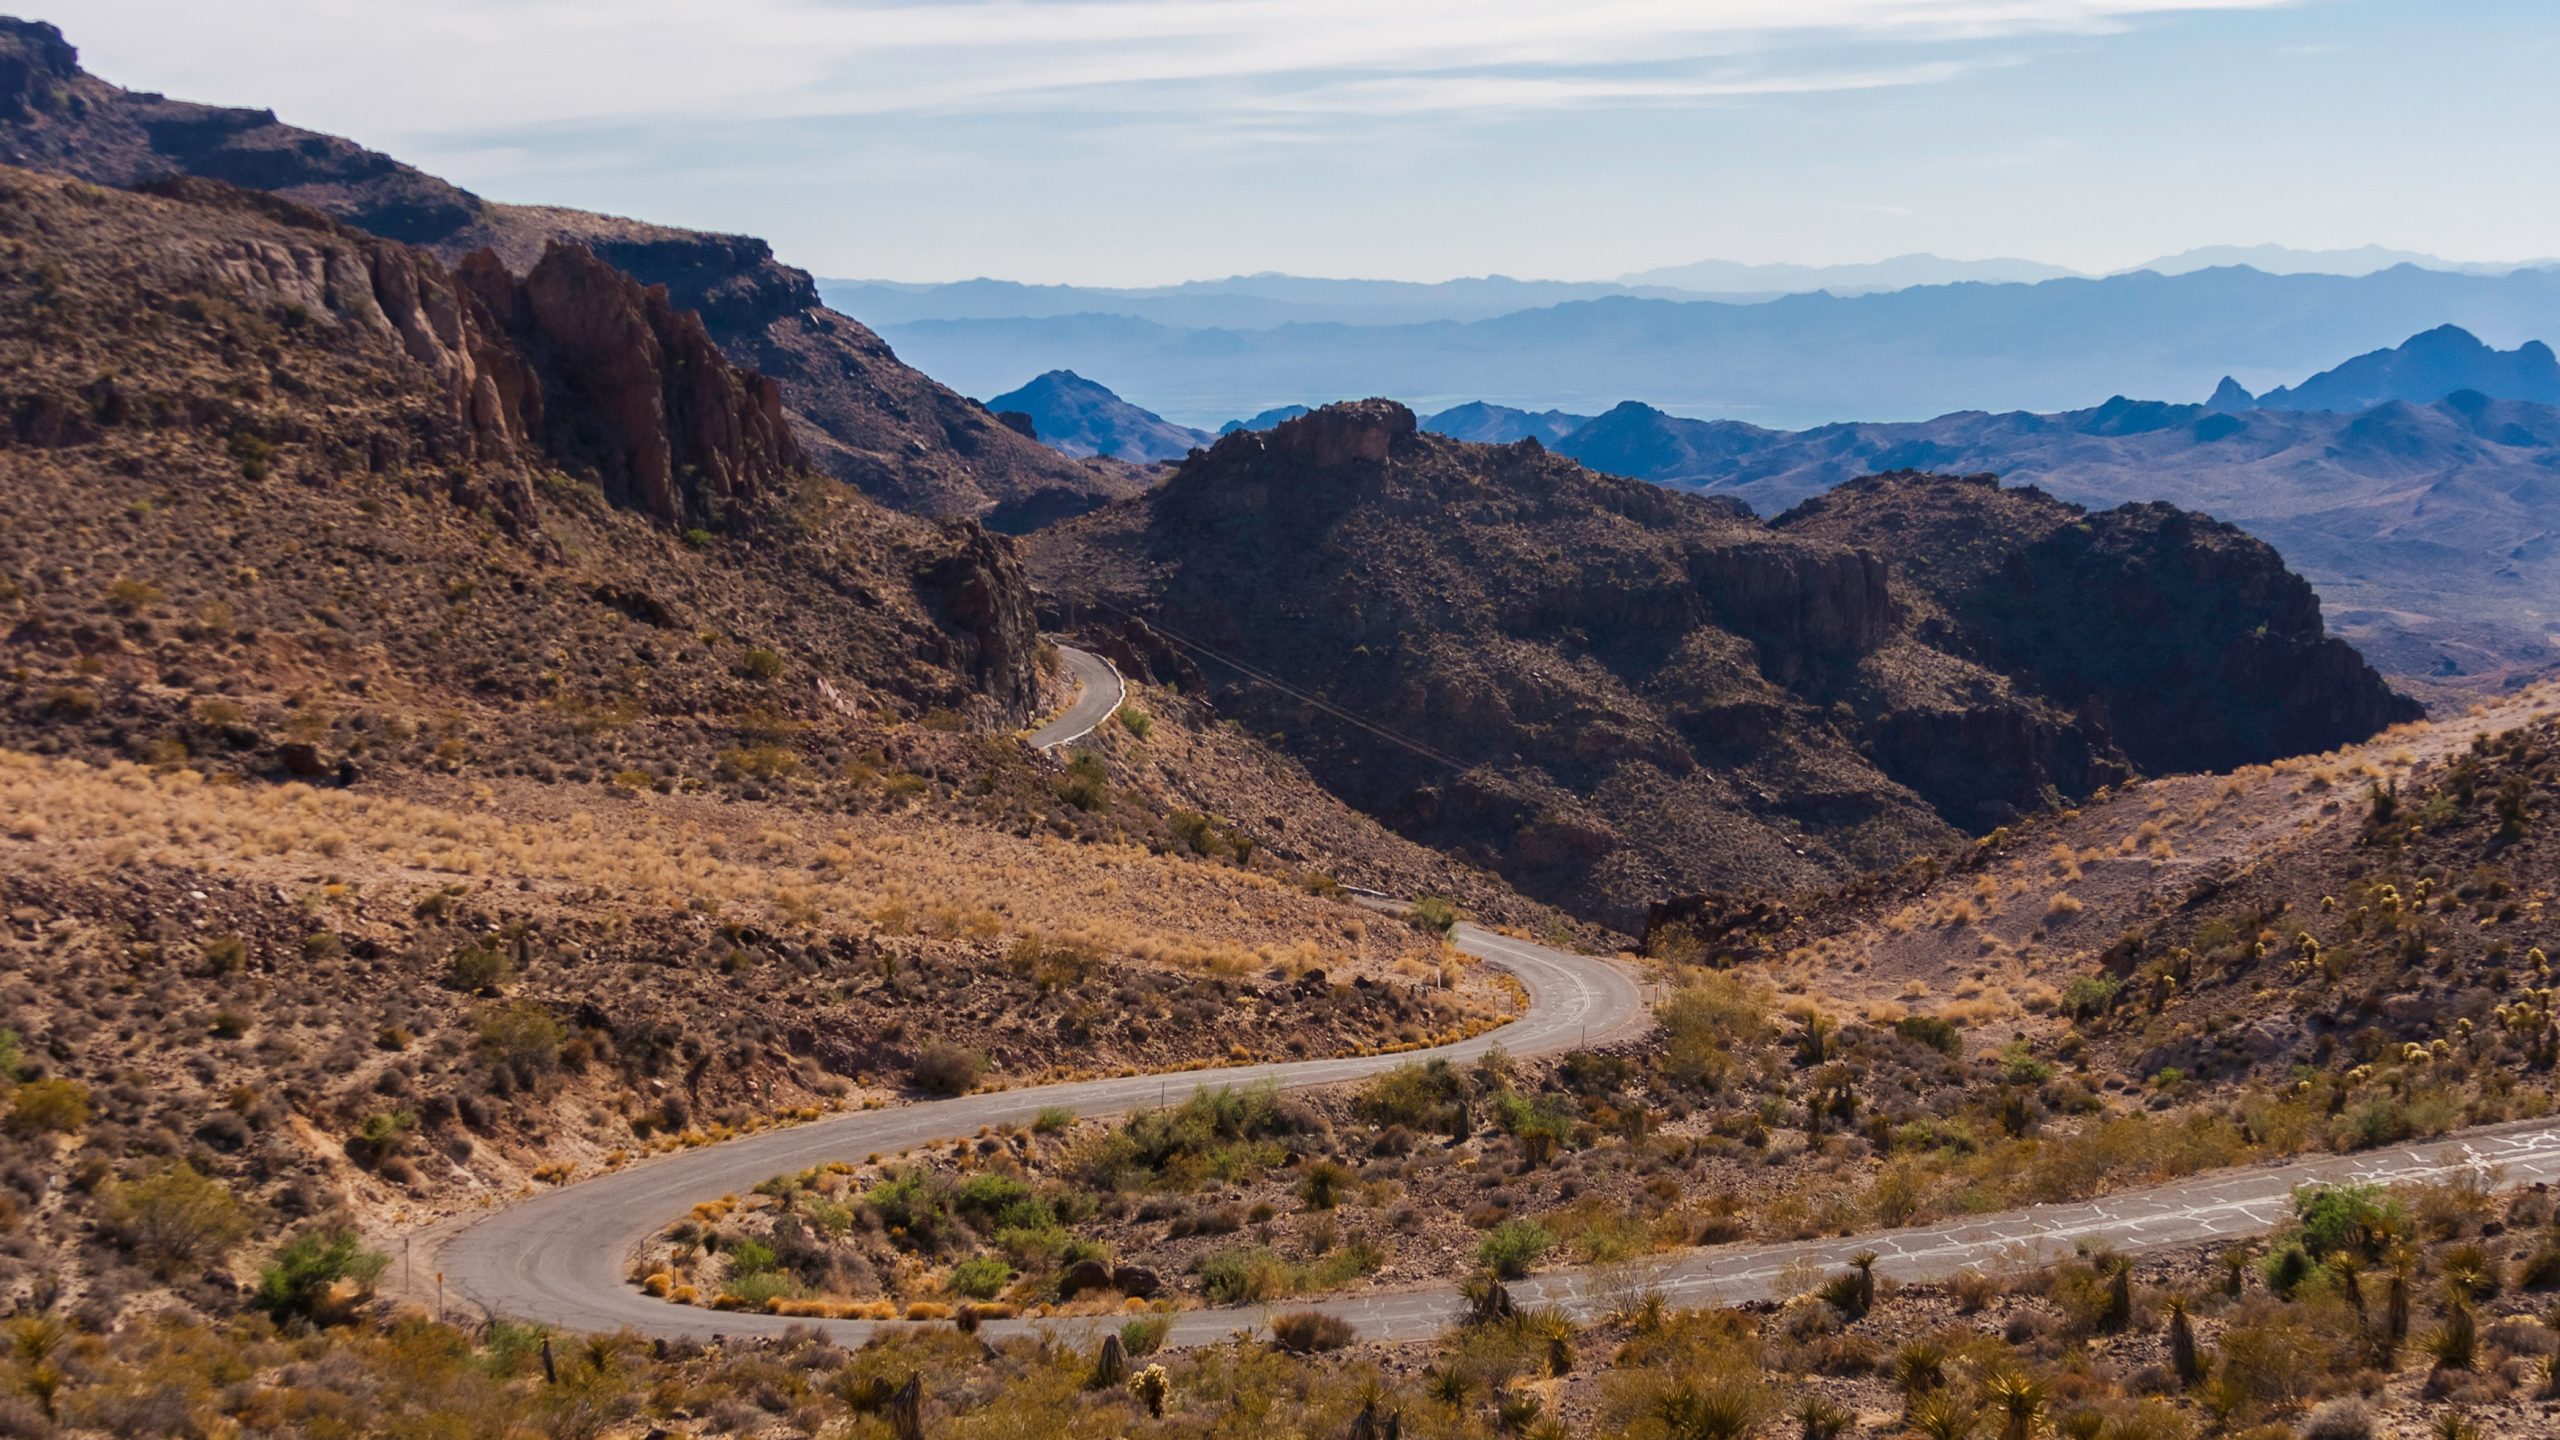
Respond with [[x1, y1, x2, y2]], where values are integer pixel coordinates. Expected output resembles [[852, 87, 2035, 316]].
[[1034, 404, 2415, 926], [0, 16, 1129, 520], [0, 165, 1044, 742], [1776, 472, 2425, 773]]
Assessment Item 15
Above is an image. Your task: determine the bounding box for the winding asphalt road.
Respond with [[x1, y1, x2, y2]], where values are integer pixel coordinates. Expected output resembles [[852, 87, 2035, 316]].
[[1028, 644, 1124, 750], [435, 922, 1647, 1343], [435, 645, 2560, 1347]]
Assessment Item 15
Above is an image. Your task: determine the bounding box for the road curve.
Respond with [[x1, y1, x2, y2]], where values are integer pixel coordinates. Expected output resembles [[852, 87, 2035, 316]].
[[1028, 644, 1124, 750], [437, 921, 1647, 1342]]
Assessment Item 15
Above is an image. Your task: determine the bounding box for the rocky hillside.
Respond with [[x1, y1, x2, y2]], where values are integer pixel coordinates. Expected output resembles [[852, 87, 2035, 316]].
[[0, 16, 1131, 520], [1033, 404, 2417, 928], [0, 166, 1044, 778], [1774, 472, 2422, 776], [1511, 386, 2560, 688]]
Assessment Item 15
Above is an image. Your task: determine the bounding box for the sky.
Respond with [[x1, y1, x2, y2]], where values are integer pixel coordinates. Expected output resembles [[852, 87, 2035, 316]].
[[59, 0, 2560, 286]]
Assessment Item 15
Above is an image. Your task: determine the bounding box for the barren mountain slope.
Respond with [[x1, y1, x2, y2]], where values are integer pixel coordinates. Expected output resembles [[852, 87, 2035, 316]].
[[1032, 404, 2414, 928], [0, 167, 1520, 1323], [0, 16, 1129, 519]]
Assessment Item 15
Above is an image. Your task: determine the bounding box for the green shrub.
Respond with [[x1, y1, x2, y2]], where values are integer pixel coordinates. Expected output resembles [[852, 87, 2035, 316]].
[[1658, 975, 1772, 1091], [955, 1172, 1034, 1218], [1297, 1160, 1357, 1210], [1409, 896, 1458, 936], [2060, 973, 2121, 1020], [7, 1079, 90, 1135], [1116, 706, 1152, 739], [101, 1162, 251, 1278], [255, 1229, 388, 1325], [949, 1255, 1012, 1300], [2292, 1183, 2401, 1259], [737, 647, 784, 681], [1197, 1246, 1295, 1305], [1478, 1219, 1556, 1279], [1032, 1106, 1076, 1134], [1354, 1060, 1471, 1134], [865, 1170, 957, 1247], [446, 943, 510, 994], [1056, 753, 1110, 811], [1896, 1015, 1963, 1057]]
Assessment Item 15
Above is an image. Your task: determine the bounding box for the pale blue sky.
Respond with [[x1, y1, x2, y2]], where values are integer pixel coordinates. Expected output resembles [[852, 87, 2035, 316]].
[[65, 0, 2560, 285]]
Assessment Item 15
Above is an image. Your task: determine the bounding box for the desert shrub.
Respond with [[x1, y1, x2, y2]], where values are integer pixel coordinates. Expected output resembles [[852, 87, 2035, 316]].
[[1479, 1219, 1556, 1279], [1298, 1159, 1357, 1210], [1409, 897, 1458, 936], [1055, 754, 1109, 811], [737, 647, 784, 681], [1490, 1089, 1579, 1164], [947, 1255, 1011, 1300], [1355, 1060, 1471, 1133], [2061, 973, 2121, 1020], [2299, 1399, 2374, 1440], [1196, 1246, 1295, 1305], [100, 1163, 251, 1277], [1896, 1015, 1964, 1057], [255, 1229, 388, 1325], [1032, 1106, 1076, 1134], [1116, 706, 1152, 739], [955, 1173, 1034, 1219], [347, 1109, 416, 1168], [865, 1171, 957, 1248], [1120, 1314, 1171, 1356], [445, 943, 511, 994], [1656, 974, 1771, 1092], [910, 1041, 986, 1095], [1269, 1310, 1357, 1353], [1083, 1083, 1289, 1191], [2292, 1183, 2401, 1259], [474, 1003, 564, 1073], [7, 1079, 89, 1136]]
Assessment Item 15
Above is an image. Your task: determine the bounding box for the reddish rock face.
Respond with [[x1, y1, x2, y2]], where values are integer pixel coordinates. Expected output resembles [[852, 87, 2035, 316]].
[[499, 242, 803, 529]]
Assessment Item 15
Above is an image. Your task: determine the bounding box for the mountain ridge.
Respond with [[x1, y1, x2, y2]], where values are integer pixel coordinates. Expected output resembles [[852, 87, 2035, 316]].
[[0, 16, 1129, 520], [1031, 402, 2414, 926]]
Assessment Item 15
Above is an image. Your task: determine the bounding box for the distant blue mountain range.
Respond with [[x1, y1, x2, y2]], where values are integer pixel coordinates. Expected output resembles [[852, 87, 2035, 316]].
[[868, 266, 2560, 432]]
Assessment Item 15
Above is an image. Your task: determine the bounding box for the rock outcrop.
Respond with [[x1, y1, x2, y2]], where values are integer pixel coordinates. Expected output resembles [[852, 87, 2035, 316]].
[[1035, 406, 2415, 926], [465, 243, 801, 529], [0, 18, 1130, 520]]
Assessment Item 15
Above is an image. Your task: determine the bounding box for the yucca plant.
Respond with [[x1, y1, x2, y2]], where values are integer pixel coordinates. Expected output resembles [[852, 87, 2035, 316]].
[[1982, 1370, 2044, 1440], [1904, 1389, 1979, 1440]]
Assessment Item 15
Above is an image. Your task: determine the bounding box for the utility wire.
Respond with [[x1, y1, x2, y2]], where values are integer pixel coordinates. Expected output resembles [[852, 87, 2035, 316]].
[[1084, 597, 1472, 772]]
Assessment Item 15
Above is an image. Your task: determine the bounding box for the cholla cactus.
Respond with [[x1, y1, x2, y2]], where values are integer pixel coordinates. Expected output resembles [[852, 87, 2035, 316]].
[[2347, 1064, 2375, 1086], [1129, 1363, 1170, 1418], [2402, 1042, 2431, 1065], [2321, 894, 2338, 913], [2530, 946, 2550, 977]]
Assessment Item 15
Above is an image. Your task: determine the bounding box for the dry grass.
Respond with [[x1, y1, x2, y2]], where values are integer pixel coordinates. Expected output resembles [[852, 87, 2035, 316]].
[[0, 750, 1454, 987]]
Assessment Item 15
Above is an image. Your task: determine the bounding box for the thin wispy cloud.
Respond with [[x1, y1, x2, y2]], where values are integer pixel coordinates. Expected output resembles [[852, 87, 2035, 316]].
[[72, 0, 2303, 143]]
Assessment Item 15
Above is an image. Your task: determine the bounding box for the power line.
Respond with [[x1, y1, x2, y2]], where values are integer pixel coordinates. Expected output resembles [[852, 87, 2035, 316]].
[[1083, 597, 1472, 772]]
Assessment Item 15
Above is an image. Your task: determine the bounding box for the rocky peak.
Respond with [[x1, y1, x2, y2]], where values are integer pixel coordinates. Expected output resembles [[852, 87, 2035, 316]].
[[1264, 400, 1416, 467], [0, 18, 75, 121]]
